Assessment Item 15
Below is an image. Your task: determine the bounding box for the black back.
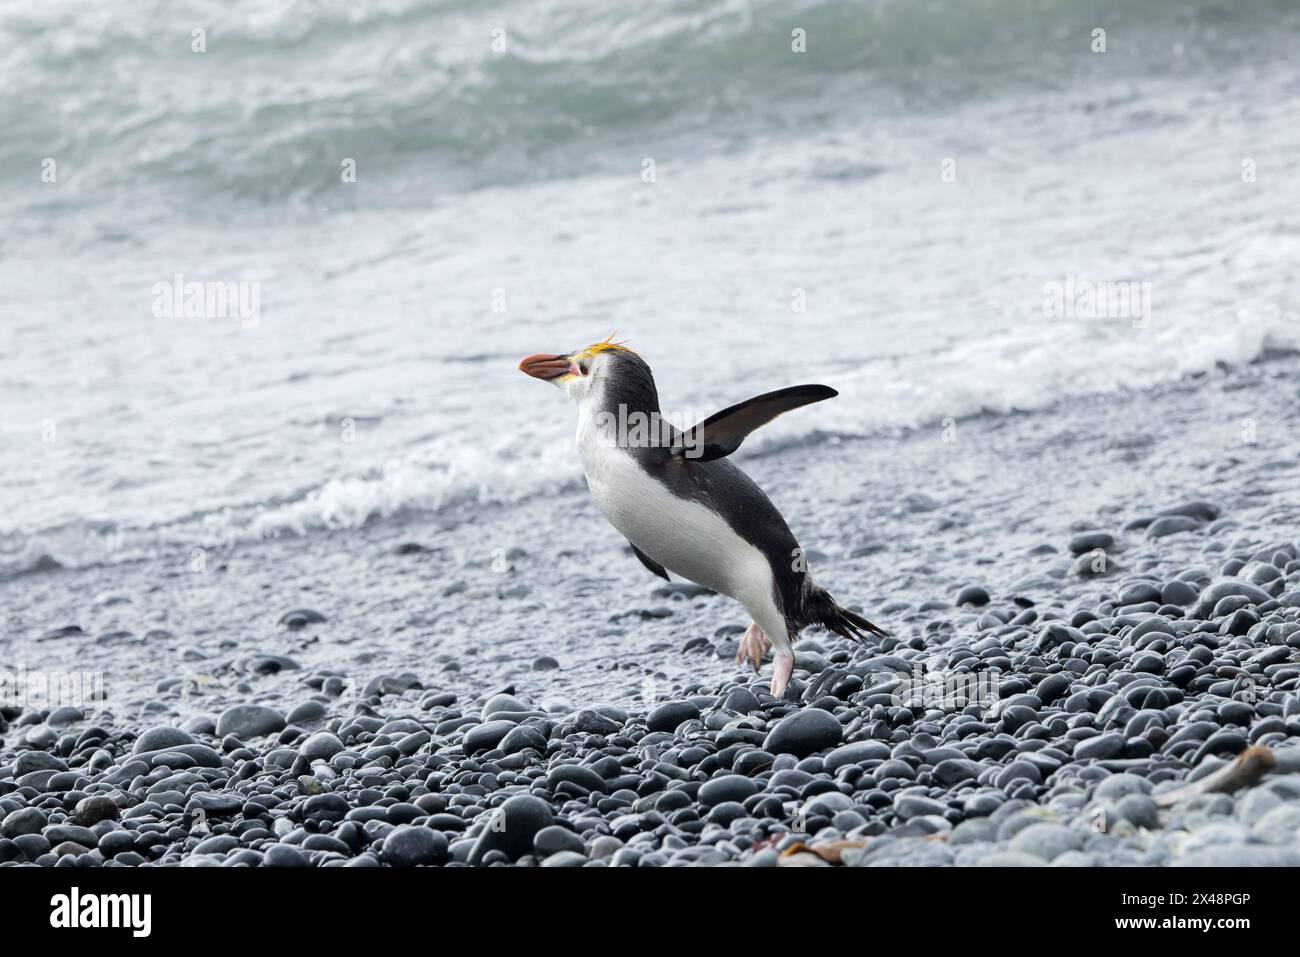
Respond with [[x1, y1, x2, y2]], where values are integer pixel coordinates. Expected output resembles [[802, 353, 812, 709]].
[[597, 351, 810, 631]]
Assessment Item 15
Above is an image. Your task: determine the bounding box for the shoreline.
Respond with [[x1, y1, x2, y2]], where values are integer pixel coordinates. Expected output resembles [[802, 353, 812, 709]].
[[3, 354, 1300, 866]]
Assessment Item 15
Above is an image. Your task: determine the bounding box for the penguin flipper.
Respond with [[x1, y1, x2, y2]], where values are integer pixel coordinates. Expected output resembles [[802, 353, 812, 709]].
[[674, 384, 837, 462], [629, 542, 670, 581]]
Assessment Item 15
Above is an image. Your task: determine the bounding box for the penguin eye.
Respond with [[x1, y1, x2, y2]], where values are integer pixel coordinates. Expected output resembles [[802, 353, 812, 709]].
[[578, 359, 591, 376]]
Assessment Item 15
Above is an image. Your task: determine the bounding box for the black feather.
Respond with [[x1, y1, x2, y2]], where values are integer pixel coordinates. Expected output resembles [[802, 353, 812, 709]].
[[799, 585, 889, 645], [628, 542, 670, 581]]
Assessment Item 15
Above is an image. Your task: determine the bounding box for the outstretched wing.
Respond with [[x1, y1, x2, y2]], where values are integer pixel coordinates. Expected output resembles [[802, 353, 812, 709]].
[[673, 384, 838, 463], [628, 542, 670, 581]]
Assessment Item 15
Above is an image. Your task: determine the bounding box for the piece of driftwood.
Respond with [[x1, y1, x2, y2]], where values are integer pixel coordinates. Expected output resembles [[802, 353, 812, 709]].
[[777, 839, 867, 866], [1154, 744, 1277, 808], [776, 850, 834, 867]]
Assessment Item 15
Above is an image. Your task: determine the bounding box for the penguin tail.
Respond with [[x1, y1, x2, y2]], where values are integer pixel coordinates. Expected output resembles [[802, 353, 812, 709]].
[[805, 587, 889, 644]]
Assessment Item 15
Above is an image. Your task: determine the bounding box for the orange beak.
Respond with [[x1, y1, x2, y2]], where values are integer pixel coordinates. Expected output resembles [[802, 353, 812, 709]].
[[518, 353, 572, 380]]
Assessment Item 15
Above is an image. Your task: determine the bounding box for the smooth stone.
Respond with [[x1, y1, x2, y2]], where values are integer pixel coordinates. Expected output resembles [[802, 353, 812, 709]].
[[286, 701, 329, 724], [1161, 580, 1199, 606], [1075, 733, 1124, 761], [994, 762, 1042, 790], [763, 709, 842, 758], [534, 825, 586, 857], [1093, 774, 1151, 801], [462, 720, 514, 753], [541, 851, 589, 868], [1115, 794, 1160, 830], [1191, 580, 1273, 618], [723, 688, 761, 714], [1175, 844, 1300, 867], [950, 818, 998, 844], [1008, 823, 1084, 861], [589, 836, 624, 861], [279, 608, 327, 629], [567, 710, 622, 735], [300, 793, 351, 824], [1069, 531, 1115, 556], [1, 808, 46, 838], [133, 726, 194, 754], [1147, 516, 1201, 539], [1118, 583, 1163, 605], [46, 706, 84, 726], [547, 764, 608, 795], [52, 840, 93, 857], [14, 752, 66, 775], [193, 835, 239, 855], [895, 794, 948, 820], [934, 758, 982, 785], [646, 701, 701, 733], [482, 694, 529, 717], [382, 825, 448, 866], [301, 732, 345, 761], [698, 775, 759, 807], [263, 844, 309, 868], [468, 795, 553, 865], [216, 705, 286, 739], [956, 585, 991, 607], [44, 824, 97, 848], [824, 741, 892, 771], [187, 793, 244, 817], [498, 725, 548, 755], [71, 796, 119, 826]]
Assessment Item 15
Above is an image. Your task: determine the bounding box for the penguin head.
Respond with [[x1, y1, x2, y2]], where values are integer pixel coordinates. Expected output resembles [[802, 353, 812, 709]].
[[518, 337, 657, 409]]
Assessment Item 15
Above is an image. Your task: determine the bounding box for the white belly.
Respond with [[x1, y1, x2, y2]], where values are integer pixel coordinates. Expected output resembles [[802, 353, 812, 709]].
[[577, 415, 788, 647]]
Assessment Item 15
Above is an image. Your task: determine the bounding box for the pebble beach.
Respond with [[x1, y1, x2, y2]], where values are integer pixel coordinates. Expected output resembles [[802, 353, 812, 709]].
[[4, 353, 1300, 867]]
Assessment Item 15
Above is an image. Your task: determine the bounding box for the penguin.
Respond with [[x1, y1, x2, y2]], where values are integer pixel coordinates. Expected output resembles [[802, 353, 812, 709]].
[[519, 337, 887, 697]]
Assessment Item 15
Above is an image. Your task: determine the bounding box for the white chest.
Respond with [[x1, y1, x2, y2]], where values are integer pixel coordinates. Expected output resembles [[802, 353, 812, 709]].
[[574, 402, 776, 620]]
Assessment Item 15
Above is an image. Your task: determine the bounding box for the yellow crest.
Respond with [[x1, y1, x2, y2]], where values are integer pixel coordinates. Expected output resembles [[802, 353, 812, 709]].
[[578, 333, 637, 359]]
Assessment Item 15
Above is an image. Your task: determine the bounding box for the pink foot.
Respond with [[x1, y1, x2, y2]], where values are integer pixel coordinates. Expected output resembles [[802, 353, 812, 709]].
[[735, 623, 771, 673], [770, 653, 794, 697]]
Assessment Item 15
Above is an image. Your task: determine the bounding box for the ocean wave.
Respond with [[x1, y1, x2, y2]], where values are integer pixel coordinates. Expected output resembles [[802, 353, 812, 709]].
[[3, 0, 1295, 211], [6, 325, 1297, 580]]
